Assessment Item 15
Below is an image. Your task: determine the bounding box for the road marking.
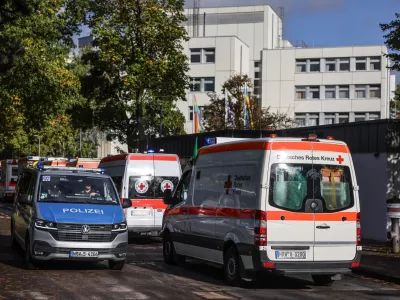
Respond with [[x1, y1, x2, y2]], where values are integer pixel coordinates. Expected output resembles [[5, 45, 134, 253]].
[[28, 292, 50, 300], [192, 292, 234, 299]]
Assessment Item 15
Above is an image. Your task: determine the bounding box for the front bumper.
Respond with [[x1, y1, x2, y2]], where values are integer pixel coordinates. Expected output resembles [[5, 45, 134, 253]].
[[239, 244, 362, 276], [32, 228, 128, 262]]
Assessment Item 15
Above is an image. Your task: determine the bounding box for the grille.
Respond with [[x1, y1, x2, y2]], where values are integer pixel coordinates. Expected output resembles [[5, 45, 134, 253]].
[[51, 223, 115, 243]]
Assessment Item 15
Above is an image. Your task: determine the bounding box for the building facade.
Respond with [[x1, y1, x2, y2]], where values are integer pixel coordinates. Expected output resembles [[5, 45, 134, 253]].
[[181, 5, 396, 132]]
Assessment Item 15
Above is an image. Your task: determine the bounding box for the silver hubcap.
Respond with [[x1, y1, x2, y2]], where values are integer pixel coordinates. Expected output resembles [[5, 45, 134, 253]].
[[227, 257, 236, 278]]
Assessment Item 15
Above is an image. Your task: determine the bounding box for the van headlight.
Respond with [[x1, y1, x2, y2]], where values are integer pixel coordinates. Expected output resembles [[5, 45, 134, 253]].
[[112, 222, 127, 232], [35, 219, 57, 230]]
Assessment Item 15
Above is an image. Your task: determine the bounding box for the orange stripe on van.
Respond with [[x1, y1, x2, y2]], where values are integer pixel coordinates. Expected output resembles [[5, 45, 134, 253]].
[[271, 142, 312, 151], [267, 211, 314, 221], [130, 155, 177, 161], [315, 212, 357, 222], [130, 199, 167, 209], [312, 143, 348, 153]]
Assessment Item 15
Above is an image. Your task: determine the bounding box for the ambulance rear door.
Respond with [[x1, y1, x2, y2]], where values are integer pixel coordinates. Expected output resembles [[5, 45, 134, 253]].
[[311, 142, 358, 261], [266, 141, 315, 262], [7, 161, 19, 193]]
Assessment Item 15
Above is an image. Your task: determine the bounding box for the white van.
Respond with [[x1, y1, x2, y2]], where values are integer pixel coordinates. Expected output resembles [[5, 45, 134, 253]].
[[161, 135, 361, 286], [99, 153, 182, 236], [0, 159, 19, 202]]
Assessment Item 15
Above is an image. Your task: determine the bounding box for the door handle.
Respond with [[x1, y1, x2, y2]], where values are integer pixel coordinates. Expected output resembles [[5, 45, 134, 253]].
[[316, 225, 330, 229]]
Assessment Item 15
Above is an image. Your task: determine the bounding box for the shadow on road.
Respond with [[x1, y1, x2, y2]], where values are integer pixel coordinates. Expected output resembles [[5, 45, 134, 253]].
[[129, 259, 314, 290], [128, 236, 162, 245]]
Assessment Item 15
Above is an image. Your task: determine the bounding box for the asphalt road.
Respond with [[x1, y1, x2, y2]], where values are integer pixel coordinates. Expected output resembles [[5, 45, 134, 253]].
[[0, 203, 399, 300]]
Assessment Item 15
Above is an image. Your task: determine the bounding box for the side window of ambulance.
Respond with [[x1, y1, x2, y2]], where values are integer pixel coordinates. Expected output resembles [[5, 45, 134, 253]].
[[193, 167, 220, 207], [174, 171, 192, 203]]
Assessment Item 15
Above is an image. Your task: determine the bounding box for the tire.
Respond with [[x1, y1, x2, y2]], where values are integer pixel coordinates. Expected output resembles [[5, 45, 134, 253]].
[[312, 275, 335, 286], [224, 246, 242, 286], [24, 237, 38, 270], [108, 260, 125, 270], [10, 223, 18, 251], [162, 232, 185, 265]]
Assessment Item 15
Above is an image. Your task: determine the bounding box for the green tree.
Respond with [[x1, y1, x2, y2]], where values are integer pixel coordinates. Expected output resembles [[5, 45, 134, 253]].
[[390, 83, 400, 119], [381, 13, 400, 70], [0, 0, 92, 157], [79, 0, 189, 151], [203, 74, 293, 131]]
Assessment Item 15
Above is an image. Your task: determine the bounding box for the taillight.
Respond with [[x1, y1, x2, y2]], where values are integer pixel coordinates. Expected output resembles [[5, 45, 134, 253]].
[[356, 212, 361, 246], [254, 210, 267, 246]]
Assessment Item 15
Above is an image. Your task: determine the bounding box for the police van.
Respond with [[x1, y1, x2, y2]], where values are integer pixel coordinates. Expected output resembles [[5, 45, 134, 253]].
[[99, 152, 181, 236], [10, 165, 132, 270], [162, 135, 361, 286]]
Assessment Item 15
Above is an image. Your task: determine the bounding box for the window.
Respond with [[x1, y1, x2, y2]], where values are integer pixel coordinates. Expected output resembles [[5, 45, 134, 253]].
[[128, 176, 179, 199], [309, 59, 320, 72], [16, 172, 33, 201], [325, 86, 336, 99], [254, 72, 260, 79], [339, 86, 349, 99], [339, 58, 350, 71], [190, 48, 201, 63], [254, 61, 261, 68], [174, 171, 192, 204], [325, 114, 335, 125], [204, 48, 215, 63], [325, 58, 336, 71], [338, 114, 349, 123], [370, 56, 381, 71], [369, 85, 381, 98], [254, 86, 260, 95], [355, 85, 367, 98], [309, 86, 320, 99], [308, 114, 319, 126], [368, 113, 380, 120], [193, 167, 220, 207], [356, 57, 367, 71], [203, 77, 215, 92], [296, 87, 306, 99], [189, 105, 205, 121], [111, 176, 123, 196], [189, 77, 201, 92], [295, 114, 306, 127], [190, 48, 216, 64], [11, 167, 19, 177], [296, 59, 307, 72], [354, 114, 366, 122], [189, 77, 215, 92], [269, 163, 354, 212]]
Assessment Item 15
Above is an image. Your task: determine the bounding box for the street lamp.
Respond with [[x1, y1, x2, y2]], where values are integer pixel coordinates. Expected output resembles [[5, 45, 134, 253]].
[[34, 135, 41, 157]]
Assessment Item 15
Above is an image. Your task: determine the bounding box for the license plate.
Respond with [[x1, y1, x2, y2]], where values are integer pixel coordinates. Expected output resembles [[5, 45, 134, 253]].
[[140, 231, 159, 236], [275, 251, 306, 259], [131, 209, 150, 216], [69, 251, 98, 258]]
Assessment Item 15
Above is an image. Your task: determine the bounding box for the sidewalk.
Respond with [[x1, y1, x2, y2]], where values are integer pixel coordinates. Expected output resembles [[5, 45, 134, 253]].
[[353, 240, 400, 284]]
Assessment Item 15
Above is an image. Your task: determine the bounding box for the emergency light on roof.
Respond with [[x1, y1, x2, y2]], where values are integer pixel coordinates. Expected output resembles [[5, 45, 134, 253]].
[[148, 149, 155, 153], [204, 137, 216, 145], [327, 136, 334, 140], [38, 165, 105, 174], [302, 134, 319, 142], [159, 149, 164, 153], [269, 134, 278, 138]]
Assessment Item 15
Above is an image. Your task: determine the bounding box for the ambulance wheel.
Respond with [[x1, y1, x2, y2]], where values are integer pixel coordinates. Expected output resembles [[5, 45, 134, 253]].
[[108, 260, 125, 270], [224, 246, 242, 286], [312, 275, 335, 286], [163, 231, 185, 265]]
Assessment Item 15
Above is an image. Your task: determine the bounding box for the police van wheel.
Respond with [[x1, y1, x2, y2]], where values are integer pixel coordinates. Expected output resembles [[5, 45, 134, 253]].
[[108, 260, 125, 270], [312, 275, 335, 286], [24, 238, 38, 270], [224, 246, 242, 286]]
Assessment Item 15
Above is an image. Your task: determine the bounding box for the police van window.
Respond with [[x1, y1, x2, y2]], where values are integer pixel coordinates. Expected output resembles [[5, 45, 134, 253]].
[[193, 167, 220, 207], [17, 172, 33, 202], [38, 175, 119, 205], [269, 163, 354, 213]]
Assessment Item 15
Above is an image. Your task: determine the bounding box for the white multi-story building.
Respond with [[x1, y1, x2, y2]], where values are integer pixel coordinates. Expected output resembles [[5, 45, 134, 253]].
[[180, 4, 396, 132]]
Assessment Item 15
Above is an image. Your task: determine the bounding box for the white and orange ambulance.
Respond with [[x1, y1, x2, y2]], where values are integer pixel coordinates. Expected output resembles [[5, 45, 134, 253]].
[[66, 157, 100, 168], [99, 152, 182, 236], [0, 159, 19, 202], [41, 157, 69, 166], [162, 134, 361, 286]]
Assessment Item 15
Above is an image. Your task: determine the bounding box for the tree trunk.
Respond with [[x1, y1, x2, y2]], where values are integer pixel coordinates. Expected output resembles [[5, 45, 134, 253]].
[[126, 123, 135, 153], [135, 92, 145, 151]]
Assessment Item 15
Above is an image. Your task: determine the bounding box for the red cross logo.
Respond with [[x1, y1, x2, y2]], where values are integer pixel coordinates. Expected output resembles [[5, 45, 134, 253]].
[[224, 175, 232, 194], [138, 183, 146, 190], [336, 155, 344, 165], [164, 182, 171, 190]]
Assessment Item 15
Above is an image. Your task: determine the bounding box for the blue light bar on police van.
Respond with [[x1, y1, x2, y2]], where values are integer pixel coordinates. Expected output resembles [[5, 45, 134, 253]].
[[38, 165, 104, 174], [148, 149, 155, 153], [204, 138, 216, 145]]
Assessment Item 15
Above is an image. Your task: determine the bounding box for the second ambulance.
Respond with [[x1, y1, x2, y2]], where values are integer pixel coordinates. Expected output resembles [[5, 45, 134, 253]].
[[99, 152, 181, 236], [162, 135, 361, 286]]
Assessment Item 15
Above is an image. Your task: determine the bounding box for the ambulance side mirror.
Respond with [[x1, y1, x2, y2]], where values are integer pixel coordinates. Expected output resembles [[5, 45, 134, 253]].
[[163, 189, 174, 205]]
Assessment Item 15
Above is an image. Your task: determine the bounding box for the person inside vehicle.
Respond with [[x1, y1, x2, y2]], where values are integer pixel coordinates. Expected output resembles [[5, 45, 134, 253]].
[[81, 183, 98, 197], [48, 184, 62, 197]]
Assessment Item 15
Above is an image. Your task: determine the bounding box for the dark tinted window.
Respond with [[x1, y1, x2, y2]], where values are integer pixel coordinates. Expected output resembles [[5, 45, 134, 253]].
[[269, 163, 354, 213]]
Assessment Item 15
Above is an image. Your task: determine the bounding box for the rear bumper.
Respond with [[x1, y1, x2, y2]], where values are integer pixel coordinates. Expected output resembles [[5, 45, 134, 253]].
[[128, 226, 162, 233], [240, 245, 362, 276]]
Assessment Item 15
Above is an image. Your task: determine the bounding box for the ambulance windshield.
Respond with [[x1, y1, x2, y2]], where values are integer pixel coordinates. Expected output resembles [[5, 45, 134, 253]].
[[128, 176, 179, 199], [38, 175, 119, 204], [269, 163, 354, 213]]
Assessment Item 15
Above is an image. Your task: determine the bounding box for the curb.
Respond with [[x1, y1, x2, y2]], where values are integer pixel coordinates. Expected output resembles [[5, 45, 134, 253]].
[[353, 267, 400, 285]]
